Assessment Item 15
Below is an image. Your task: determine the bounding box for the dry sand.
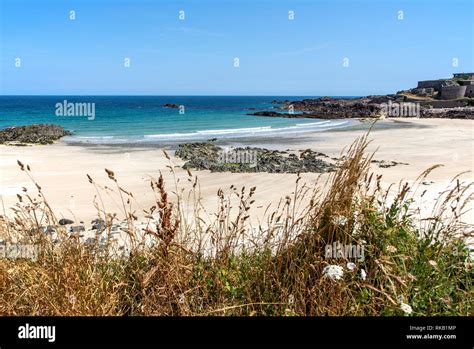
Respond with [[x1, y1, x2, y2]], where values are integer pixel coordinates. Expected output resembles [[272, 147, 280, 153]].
[[1, 118, 473, 227]]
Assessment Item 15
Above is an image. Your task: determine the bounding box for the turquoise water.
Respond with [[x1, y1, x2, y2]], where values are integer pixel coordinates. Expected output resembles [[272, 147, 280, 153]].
[[0, 96, 354, 144]]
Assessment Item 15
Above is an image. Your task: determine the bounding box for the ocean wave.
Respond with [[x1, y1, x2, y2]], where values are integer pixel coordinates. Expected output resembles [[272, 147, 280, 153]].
[[295, 120, 331, 127], [144, 132, 200, 139], [75, 136, 115, 139], [65, 119, 354, 144], [196, 126, 272, 135]]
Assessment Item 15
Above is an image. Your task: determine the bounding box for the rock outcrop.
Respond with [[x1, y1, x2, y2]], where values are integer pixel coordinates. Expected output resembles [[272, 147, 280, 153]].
[[247, 96, 474, 120], [163, 103, 180, 109], [175, 142, 335, 173], [59, 218, 74, 225], [0, 124, 71, 145], [252, 97, 383, 119]]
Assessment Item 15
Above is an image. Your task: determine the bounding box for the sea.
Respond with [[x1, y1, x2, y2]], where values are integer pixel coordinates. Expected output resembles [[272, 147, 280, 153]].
[[0, 96, 356, 144]]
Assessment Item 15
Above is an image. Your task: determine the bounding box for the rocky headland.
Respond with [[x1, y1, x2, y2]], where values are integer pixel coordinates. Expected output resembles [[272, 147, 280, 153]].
[[249, 74, 474, 120], [248, 96, 474, 120]]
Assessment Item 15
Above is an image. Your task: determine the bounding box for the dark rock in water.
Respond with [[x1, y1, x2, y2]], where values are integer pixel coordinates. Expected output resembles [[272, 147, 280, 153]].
[[69, 225, 85, 233], [249, 111, 280, 116], [175, 142, 334, 174], [163, 103, 180, 109], [0, 124, 71, 145], [59, 218, 74, 225], [248, 111, 302, 117], [248, 98, 383, 119]]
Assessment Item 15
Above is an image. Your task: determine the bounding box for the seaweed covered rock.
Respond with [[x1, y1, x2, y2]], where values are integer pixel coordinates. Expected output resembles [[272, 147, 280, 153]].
[[0, 124, 71, 145], [174, 142, 334, 174]]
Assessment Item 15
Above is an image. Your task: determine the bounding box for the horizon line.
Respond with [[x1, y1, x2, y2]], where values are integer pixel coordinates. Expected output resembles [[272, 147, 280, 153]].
[[0, 94, 366, 98]]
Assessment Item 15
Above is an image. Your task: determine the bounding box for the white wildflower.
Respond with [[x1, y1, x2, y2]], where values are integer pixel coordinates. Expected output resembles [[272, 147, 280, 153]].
[[323, 265, 344, 280], [351, 212, 361, 230], [400, 302, 413, 315], [360, 268, 367, 280], [351, 222, 361, 236], [332, 215, 348, 226], [346, 262, 357, 271]]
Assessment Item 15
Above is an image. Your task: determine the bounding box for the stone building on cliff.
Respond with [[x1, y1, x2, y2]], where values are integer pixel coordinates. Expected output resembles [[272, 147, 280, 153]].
[[416, 73, 474, 99]]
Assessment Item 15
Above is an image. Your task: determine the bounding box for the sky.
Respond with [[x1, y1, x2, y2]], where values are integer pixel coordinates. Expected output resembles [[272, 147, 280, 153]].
[[0, 0, 473, 96]]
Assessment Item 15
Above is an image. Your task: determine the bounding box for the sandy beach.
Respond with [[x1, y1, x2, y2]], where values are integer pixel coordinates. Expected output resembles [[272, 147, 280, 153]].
[[1, 118, 472, 227]]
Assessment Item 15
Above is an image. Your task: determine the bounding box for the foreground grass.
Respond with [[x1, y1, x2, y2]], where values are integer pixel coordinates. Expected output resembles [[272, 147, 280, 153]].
[[0, 134, 472, 316]]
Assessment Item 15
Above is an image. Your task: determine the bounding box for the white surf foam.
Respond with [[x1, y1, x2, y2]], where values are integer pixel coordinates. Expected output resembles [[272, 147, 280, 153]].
[[67, 119, 354, 144]]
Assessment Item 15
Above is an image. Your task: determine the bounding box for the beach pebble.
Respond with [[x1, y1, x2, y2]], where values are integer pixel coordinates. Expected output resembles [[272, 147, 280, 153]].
[[85, 237, 96, 245], [59, 218, 74, 225], [69, 225, 85, 233], [92, 221, 106, 231]]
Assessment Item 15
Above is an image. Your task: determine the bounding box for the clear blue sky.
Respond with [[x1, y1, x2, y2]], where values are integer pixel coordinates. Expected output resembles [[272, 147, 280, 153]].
[[0, 0, 472, 95]]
